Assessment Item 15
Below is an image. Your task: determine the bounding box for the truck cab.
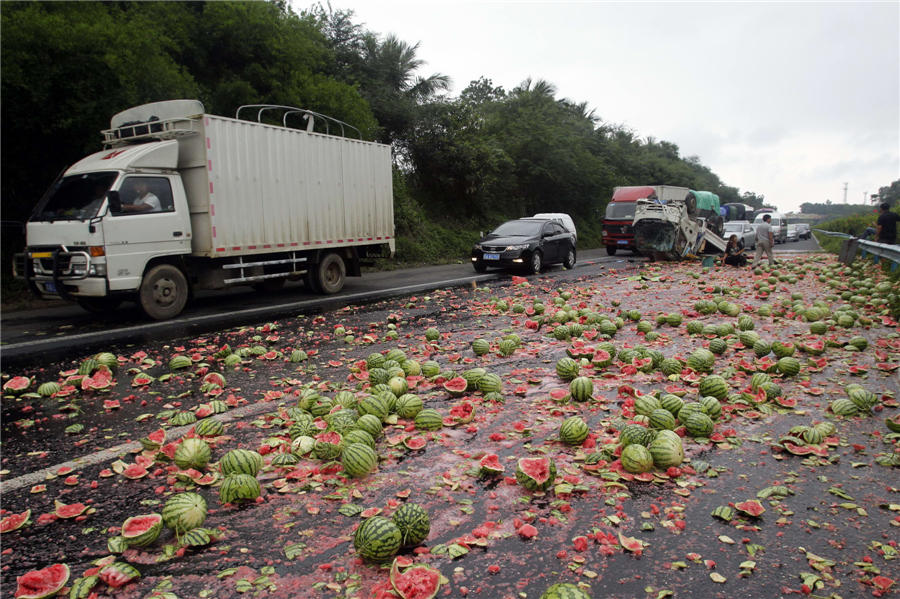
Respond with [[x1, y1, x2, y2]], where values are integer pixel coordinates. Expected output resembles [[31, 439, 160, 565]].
[[16, 140, 192, 316], [602, 186, 656, 255]]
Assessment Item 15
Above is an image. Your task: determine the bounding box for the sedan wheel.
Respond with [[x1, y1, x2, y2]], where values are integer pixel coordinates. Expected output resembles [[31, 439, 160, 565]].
[[563, 248, 576, 269], [528, 251, 543, 275]]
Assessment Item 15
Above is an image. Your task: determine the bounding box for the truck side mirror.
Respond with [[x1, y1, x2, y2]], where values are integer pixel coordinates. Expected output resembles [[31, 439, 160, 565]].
[[107, 191, 122, 213]]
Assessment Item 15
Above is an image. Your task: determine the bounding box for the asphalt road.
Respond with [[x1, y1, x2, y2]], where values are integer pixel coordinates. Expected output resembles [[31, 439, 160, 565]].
[[0, 237, 821, 364]]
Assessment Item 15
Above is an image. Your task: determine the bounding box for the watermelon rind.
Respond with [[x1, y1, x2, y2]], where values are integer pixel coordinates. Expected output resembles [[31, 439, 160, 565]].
[[392, 503, 431, 546], [559, 416, 589, 445], [515, 457, 557, 492], [219, 473, 261, 503], [219, 449, 264, 477], [121, 513, 163, 547], [174, 438, 211, 471], [341, 443, 378, 478], [353, 516, 402, 562], [539, 583, 592, 599], [162, 492, 208, 534], [390, 559, 442, 599], [14, 563, 70, 599]]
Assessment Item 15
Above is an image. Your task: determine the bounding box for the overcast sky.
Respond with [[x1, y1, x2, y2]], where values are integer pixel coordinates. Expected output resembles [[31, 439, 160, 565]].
[[319, 1, 898, 213]]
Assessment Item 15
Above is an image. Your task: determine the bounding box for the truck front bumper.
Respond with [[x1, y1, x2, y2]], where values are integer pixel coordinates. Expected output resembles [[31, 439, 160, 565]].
[[14, 248, 108, 299]]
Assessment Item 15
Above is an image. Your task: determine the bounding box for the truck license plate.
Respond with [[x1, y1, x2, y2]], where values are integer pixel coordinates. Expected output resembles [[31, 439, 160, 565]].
[[617, 240, 628, 245], [44, 282, 57, 293], [484, 253, 500, 260]]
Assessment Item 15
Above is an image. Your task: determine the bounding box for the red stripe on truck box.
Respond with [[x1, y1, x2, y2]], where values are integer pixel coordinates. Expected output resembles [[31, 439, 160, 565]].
[[212, 226, 216, 238]]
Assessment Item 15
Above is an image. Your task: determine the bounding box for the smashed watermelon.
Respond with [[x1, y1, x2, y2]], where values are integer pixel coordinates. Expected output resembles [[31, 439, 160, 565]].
[[734, 500, 766, 517], [14, 563, 69, 599], [390, 559, 442, 599], [0, 510, 31, 534], [54, 501, 88, 519]]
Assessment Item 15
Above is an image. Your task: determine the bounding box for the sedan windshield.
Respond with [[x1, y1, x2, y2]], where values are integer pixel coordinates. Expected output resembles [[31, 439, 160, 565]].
[[490, 220, 543, 237], [723, 225, 743, 233], [32, 172, 118, 222]]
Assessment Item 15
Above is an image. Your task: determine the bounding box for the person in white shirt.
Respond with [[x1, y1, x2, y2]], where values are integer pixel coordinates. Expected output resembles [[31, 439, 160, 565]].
[[751, 214, 776, 267], [121, 181, 161, 213]]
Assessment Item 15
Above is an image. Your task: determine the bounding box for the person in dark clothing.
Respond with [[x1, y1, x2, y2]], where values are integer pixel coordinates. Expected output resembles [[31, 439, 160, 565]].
[[720, 235, 747, 267], [876, 202, 900, 244]]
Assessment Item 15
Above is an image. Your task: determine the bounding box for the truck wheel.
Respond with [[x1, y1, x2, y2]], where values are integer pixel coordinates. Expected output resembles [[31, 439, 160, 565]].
[[563, 248, 576, 269], [685, 195, 697, 215], [77, 297, 124, 314], [606, 246, 617, 256], [137, 264, 188, 320], [252, 278, 286, 292], [309, 252, 345, 295]]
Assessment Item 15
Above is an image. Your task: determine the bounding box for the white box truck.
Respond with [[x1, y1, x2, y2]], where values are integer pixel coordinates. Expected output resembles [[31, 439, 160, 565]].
[[14, 100, 394, 319]]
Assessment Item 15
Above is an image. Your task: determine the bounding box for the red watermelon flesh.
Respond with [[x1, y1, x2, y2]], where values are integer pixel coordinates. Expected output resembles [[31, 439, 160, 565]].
[[404, 436, 427, 450], [734, 500, 766, 517], [122, 464, 148, 479], [390, 559, 441, 599], [519, 458, 551, 484], [195, 406, 214, 419], [202, 372, 226, 387], [99, 564, 138, 589], [443, 377, 467, 394], [15, 563, 69, 599], [449, 401, 475, 424], [122, 514, 161, 537], [147, 429, 166, 445], [479, 454, 504, 474], [54, 501, 88, 519], [0, 510, 31, 534], [316, 431, 342, 445], [549, 389, 569, 401]]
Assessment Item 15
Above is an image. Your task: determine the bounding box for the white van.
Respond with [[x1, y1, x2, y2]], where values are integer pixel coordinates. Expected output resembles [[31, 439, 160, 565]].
[[528, 213, 577, 244], [753, 212, 788, 244]]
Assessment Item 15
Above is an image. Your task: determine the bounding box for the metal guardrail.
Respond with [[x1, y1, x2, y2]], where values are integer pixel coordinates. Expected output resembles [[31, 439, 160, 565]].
[[813, 229, 900, 271]]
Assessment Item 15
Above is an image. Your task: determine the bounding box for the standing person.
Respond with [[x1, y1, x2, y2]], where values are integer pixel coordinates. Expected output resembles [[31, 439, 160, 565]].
[[720, 235, 747, 267], [875, 202, 900, 244], [751, 214, 776, 268]]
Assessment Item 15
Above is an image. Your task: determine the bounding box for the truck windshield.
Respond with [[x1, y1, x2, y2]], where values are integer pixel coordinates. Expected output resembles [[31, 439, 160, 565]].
[[32, 172, 118, 222], [605, 202, 637, 220]]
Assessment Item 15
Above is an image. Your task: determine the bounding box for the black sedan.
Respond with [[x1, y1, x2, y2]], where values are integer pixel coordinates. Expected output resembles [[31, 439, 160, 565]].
[[472, 219, 576, 274]]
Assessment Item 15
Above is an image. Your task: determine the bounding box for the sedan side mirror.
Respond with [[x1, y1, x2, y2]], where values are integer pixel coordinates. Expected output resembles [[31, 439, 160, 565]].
[[107, 190, 122, 213]]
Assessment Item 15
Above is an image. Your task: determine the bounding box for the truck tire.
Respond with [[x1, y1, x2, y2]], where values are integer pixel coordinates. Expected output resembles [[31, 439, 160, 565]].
[[77, 297, 124, 314], [252, 278, 286, 292], [307, 252, 345, 295], [685, 195, 697, 215], [137, 264, 188, 320], [606, 246, 617, 256]]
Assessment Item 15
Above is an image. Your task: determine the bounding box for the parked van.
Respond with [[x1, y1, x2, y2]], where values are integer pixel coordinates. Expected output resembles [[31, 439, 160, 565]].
[[527, 213, 577, 244], [753, 212, 788, 244]]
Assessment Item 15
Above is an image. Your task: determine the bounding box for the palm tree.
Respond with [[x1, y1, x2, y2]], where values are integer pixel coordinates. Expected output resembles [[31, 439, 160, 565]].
[[365, 33, 451, 100]]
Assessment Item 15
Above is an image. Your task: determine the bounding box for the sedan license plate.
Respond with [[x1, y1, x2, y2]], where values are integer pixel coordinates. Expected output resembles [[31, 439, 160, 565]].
[[617, 240, 629, 245], [483, 253, 500, 260], [44, 282, 57, 293]]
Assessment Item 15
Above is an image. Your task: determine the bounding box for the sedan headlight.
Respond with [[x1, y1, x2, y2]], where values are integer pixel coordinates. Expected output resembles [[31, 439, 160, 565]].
[[473, 244, 483, 251], [506, 244, 530, 251]]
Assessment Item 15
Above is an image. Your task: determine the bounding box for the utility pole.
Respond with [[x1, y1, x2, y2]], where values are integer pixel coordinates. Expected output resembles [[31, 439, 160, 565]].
[[843, 182, 848, 204]]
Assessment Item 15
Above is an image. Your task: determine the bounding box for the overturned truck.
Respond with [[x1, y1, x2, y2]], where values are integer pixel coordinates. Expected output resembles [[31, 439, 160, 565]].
[[632, 190, 727, 261]]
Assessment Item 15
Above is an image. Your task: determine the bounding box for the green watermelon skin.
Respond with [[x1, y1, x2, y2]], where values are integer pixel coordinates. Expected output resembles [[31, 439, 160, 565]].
[[648, 409, 677, 431], [219, 474, 261, 503], [618, 424, 652, 448], [353, 516, 402, 562], [698, 375, 728, 400], [162, 493, 207, 534], [477, 373, 502, 394], [414, 409, 443, 431], [173, 439, 211, 471], [341, 443, 378, 478], [685, 412, 715, 437], [555, 358, 580, 381], [194, 419, 224, 437], [648, 436, 684, 469], [620, 444, 653, 473], [122, 513, 163, 547], [219, 449, 264, 477], [539, 583, 592, 599], [392, 503, 431, 546], [568, 377, 593, 402], [515, 457, 557, 492], [559, 416, 589, 445]]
